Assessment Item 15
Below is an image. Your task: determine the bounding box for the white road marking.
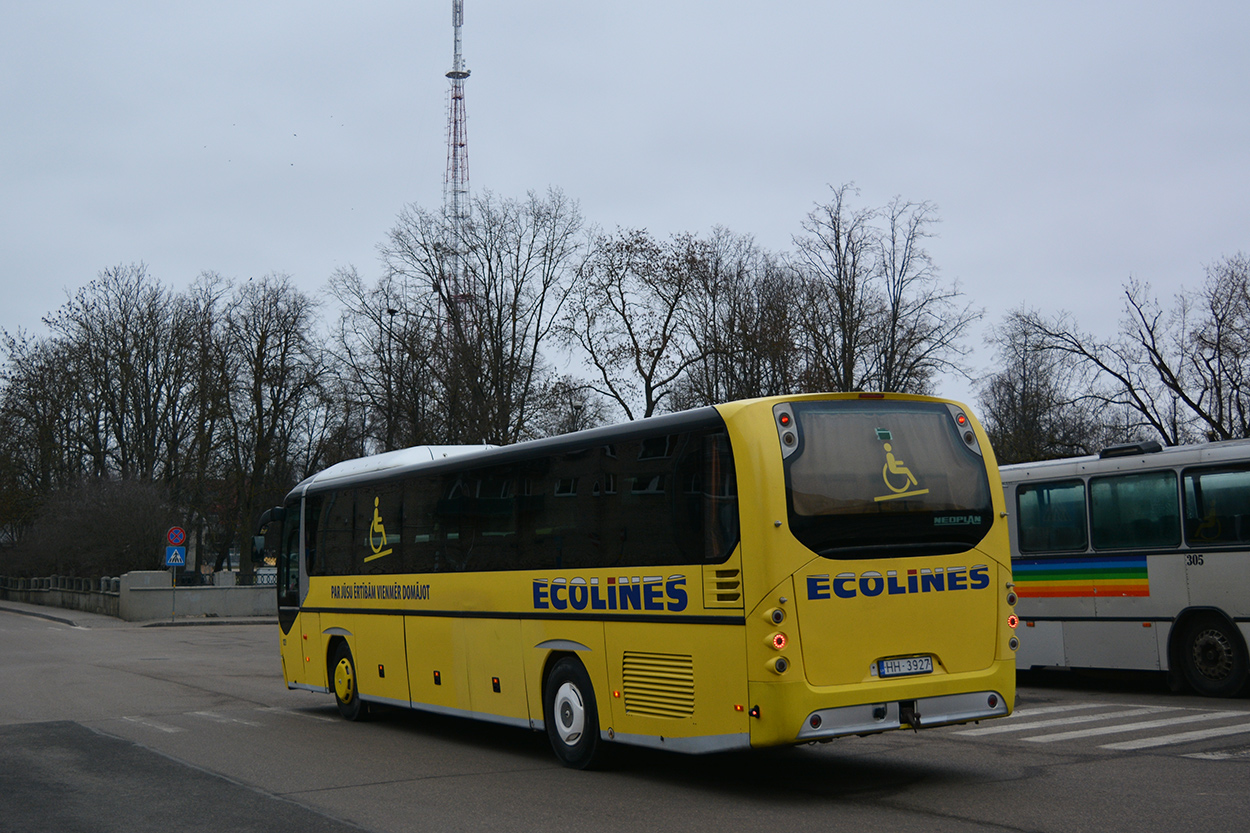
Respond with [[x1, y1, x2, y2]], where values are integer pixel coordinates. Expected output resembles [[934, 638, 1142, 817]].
[[1101, 722, 1250, 751], [1024, 710, 1245, 743], [1009, 703, 1118, 719], [121, 716, 184, 734], [191, 710, 263, 727], [956, 706, 1174, 736]]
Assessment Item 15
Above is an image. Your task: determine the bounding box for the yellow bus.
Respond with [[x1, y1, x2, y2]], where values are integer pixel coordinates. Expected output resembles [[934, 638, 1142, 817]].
[[265, 393, 1018, 767]]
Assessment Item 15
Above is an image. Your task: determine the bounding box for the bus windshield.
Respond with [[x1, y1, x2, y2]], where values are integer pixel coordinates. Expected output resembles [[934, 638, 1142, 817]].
[[783, 399, 993, 558]]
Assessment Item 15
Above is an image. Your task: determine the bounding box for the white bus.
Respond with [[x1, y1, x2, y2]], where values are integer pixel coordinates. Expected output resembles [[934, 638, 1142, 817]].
[[1000, 439, 1250, 697]]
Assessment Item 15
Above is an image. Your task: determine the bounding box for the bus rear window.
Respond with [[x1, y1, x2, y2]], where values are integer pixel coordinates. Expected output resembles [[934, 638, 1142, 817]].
[[783, 400, 992, 558]]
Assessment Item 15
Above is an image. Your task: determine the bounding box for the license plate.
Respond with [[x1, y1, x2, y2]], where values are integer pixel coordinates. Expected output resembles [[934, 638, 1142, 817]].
[[878, 656, 933, 678]]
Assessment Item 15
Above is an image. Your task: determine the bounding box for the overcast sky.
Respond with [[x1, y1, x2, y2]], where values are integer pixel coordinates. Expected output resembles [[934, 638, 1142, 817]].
[[4, 1, 1248, 408]]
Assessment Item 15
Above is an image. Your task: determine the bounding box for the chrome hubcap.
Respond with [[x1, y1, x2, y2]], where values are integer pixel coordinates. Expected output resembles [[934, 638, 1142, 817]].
[[553, 681, 585, 745]]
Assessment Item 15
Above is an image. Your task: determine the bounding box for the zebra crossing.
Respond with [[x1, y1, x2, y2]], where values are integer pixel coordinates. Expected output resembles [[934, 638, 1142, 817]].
[[955, 701, 1250, 755]]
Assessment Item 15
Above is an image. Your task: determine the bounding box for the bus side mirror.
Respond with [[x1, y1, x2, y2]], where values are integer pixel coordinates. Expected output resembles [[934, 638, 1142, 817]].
[[251, 535, 266, 565]]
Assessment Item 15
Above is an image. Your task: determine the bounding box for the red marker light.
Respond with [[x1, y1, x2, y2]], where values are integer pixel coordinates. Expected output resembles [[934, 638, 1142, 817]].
[[1007, 614, 1019, 629], [779, 413, 791, 426], [956, 413, 968, 426], [771, 632, 788, 650]]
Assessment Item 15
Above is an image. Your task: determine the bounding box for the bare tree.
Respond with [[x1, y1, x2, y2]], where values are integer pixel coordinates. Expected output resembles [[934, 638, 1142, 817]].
[[792, 185, 978, 394], [380, 189, 585, 443], [672, 229, 801, 408], [998, 255, 1250, 448], [45, 264, 194, 480], [328, 266, 440, 452], [561, 229, 711, 419], [219, 274, 323, 573], [871, 197, 981, 393], [978, 308, 1111, 463], [792, 185, 880, 392], [1020, 283, 1207, 446]]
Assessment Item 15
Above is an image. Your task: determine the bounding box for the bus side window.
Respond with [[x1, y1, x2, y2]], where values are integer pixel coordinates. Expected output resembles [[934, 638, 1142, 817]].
[[1184, 466, 1250, 544], [405, 476, 444, 573], [1090, 470, 1180, 550], [304, 495, 323, 576], [1017, 480, 1087, 553], [674, 430, 739, 564], [278, 504, 300, 606], [321, 490, 355, 576]]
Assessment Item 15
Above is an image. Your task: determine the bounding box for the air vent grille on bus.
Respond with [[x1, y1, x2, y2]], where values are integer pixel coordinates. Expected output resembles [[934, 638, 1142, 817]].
[[622, 651, 694, 718], [703, 566, 742, 608]]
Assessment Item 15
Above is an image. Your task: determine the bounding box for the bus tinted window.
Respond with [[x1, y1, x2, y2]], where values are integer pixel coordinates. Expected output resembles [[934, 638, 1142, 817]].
[[319, 428, 738, 576], [1016, 480, 1087, 553], [784, 400, 992, 557], [321, 490, 354, 575], [1090, 470, 1179, 550], [1184, 465, 1250, 545]]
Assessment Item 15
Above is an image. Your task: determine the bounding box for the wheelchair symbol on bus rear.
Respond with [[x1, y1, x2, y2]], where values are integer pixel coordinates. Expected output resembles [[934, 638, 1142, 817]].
[[875, 441, 930, 502]]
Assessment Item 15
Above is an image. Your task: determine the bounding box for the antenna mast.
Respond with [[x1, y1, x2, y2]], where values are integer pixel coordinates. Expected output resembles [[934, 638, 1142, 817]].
[[444, 0, 470, 267]]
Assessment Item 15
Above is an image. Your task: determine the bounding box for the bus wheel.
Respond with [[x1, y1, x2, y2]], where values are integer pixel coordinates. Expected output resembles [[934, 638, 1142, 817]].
[[544, 657, 601, 769], [1179, 616, 1248, 698], [332, 642, 366, 720]]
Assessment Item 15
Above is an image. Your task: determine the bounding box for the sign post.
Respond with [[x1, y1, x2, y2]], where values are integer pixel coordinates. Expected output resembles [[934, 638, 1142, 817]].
[[165, 527, 186, 621]]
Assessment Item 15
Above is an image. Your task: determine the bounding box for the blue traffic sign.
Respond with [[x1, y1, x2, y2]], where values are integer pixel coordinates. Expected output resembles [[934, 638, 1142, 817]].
[[165, 546, 186, 567]]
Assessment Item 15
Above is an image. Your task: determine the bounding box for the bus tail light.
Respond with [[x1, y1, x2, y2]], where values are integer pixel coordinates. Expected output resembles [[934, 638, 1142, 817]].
[[1007, 615, 1019, 629], [770, 632, 788, 650]]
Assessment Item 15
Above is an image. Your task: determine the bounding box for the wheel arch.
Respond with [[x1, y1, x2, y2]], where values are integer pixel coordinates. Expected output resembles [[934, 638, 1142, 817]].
[[1167, 605, 1245, 669], [540, 650, 581, 704], [324, 632, 352, 688]]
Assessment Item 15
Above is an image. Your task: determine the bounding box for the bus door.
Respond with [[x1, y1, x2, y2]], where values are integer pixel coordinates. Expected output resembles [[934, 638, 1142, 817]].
[[274, 500, 324, 689]]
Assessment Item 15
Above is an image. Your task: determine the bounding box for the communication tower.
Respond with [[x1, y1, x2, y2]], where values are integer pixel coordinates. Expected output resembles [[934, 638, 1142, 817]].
[[443, 0, 471, 305]]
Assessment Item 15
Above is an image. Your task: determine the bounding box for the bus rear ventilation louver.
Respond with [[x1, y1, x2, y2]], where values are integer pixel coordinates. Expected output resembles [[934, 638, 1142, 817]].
[[622, 651, 695, 719], [703, 567, 742, 608]]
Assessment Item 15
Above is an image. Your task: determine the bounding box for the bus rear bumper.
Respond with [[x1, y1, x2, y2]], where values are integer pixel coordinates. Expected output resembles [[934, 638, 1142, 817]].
[[795, 690, 1009, 740]]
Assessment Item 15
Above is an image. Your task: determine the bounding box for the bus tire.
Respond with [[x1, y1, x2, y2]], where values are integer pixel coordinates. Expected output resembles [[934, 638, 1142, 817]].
[[1178, 615, 1248, 698], [331, 642, 367, 721], [544, 657, 602, 769]]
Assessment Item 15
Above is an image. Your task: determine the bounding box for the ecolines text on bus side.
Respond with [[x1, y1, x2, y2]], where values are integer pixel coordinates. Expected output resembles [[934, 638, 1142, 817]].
[[533, 575, 688, 612]]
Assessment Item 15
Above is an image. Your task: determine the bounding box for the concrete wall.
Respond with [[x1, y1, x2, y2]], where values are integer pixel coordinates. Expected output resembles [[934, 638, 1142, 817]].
[[118, 571, 276, 621], [0, 572, 276, 621]]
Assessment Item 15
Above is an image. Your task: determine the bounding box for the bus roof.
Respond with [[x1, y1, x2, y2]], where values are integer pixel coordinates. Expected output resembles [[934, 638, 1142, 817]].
[[999, 437, 1250, 482], [287, 406, 726, 500]]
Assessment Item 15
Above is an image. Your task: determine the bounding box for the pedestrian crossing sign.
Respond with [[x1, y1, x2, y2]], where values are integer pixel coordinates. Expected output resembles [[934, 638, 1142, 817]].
[[165, 546, 186, 567]]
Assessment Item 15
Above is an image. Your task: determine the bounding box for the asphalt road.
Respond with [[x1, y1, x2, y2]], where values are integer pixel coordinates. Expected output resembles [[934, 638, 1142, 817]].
[[2, 602, 1248, 832]]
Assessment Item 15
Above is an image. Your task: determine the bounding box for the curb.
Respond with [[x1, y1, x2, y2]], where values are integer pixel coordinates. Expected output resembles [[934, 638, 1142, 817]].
[[141, 618, 276, 628], [0, 604, 81, 628]]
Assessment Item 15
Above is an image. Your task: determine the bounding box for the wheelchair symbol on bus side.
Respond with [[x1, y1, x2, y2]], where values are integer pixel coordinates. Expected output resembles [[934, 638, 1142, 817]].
[[365, 496, 394, 562]]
